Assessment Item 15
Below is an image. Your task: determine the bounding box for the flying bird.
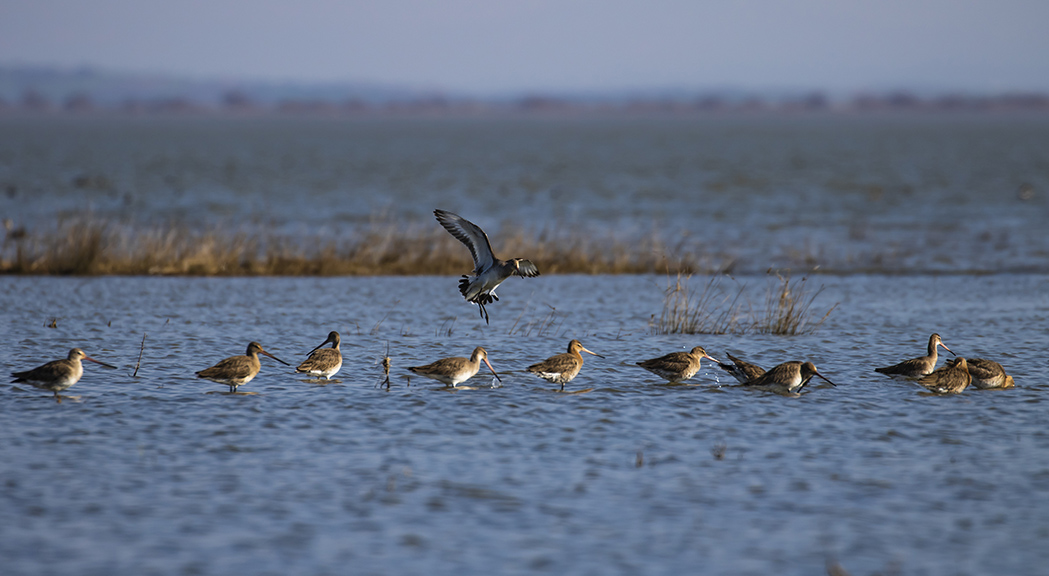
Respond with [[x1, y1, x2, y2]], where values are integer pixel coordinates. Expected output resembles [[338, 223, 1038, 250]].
[[435, 209, 540, 324]]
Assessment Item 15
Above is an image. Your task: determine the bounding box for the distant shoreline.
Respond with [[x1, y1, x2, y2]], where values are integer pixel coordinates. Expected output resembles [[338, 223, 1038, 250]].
[[3, 217, 1047, 277], [3, 96, 1049, 118]]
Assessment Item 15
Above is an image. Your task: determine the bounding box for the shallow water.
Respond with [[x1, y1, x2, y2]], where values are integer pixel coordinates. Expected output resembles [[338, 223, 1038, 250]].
[[2, 273, 1048, 575], [2, 115, 1049, 272]]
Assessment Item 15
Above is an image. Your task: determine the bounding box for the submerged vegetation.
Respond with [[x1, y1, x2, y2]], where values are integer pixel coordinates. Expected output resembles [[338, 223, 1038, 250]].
[[0, 217, 713, 276], [653, 272, 837, 336]]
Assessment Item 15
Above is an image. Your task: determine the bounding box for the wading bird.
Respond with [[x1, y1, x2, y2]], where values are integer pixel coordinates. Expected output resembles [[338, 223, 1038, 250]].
[[196, 341, 289, 393], [295, 331, 342, 380], [408, 346, 501, 387], [917, 357, 971, 394], [435, 209, 540, 324], [875, 333, 954, 378], [527, 339, 603, 390], [743, 361, 835, 394], [636, 346, 719, 384], [965, 358, 1014, 389], [11, 348, 117, 402]]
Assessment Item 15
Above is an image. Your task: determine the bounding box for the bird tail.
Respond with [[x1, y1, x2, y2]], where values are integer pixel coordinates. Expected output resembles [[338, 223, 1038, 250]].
[[459, 275, 497, 304]]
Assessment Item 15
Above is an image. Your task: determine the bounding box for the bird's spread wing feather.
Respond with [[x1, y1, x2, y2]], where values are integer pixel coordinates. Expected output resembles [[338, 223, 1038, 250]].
[[435, 210, 495, 273], [514, 259, 540, 277]]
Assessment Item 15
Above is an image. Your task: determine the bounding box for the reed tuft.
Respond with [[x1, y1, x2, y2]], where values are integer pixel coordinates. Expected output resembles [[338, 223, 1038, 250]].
[[655, 274, 747, 335], [755, 273, 838, 336], [652, 271, 836, 336]]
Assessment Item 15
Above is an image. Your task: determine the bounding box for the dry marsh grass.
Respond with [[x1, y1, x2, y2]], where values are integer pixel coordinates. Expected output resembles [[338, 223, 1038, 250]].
[[756, 273, 838, 336], [652, 271, 837, 336], [656, 274, 748, 335], [1, 217, 706, 276]]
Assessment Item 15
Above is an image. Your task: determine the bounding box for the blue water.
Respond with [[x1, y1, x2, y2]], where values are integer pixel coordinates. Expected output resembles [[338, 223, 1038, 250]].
[[2, 116, 1048, 574], [2, 273, 1048, 575]]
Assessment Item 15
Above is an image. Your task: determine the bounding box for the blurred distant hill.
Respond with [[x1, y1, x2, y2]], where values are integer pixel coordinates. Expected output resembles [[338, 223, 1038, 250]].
[[2, 64, 1048, 115]]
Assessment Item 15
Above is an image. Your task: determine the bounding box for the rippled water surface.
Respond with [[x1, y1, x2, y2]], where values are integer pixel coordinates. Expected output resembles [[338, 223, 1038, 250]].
[[2, 274, 1049, 575]]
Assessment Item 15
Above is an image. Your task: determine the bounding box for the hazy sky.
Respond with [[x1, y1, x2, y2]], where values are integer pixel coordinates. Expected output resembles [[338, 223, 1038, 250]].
[[2, 0, 1047, 94]]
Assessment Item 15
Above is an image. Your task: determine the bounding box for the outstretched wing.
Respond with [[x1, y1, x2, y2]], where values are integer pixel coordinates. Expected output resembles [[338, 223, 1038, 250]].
[[435, 209, 496, 274], [514, 259, 540, 278]]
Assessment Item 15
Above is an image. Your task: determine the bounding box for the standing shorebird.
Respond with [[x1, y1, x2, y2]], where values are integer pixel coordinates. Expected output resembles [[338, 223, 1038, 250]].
[[917, 357, 972, 394], [196, 341, 289, 393], [875, 333, 954, 378], [295, 331, 342, 380], [408, 346, 501, 387], [964, 358, 1014, 389], [11, 348, 117, 402], [527, 339, 603, 390], [636, 346, 720, 384], [434, 209, 540, 324], [715, 352, 767, 384], [742, 361, 836, 394]]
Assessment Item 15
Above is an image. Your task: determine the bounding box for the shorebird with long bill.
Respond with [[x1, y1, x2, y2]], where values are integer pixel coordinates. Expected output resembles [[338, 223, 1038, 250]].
[[875, 333, 954, 378], [196, 341, 289, 393], [636, 346, 719, 384], [742, 361, 836, 394], [408, 346, 501, 387], [11, 348, 117, 402], [527, 339, 603, 390], [434, 209, 540, 324], [295, 331, 343, 380]]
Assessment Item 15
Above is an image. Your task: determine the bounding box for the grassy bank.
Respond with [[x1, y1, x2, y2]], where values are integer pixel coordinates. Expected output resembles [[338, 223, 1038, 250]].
[[0, 217, 715, 276]]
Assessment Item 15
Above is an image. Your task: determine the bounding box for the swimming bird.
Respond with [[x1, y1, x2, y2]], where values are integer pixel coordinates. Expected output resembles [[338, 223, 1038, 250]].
[[916, 357, 971, 394], [965, 358, 1014, 389], [527, 339, 603, 390], [11, 348, 117, 402], [295, 331, 342, 380], [874, 333, 954, 378], [715, 352, 767, 384], [636, 346, 720, 384], [196, 341, 289, 393], [408, 346, 501, 387], [434, 209, 540, 324], [742, 361, 835, 394]]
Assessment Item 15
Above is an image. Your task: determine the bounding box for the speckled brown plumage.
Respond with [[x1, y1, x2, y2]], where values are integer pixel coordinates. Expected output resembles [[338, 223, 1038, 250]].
[[636, 346, 719, 384]]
